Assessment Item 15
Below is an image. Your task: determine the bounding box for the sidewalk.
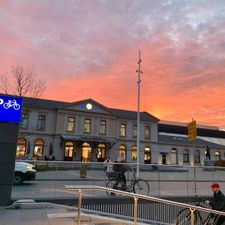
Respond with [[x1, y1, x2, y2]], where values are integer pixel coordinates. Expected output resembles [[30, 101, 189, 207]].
[[0, 205, 136, 225]]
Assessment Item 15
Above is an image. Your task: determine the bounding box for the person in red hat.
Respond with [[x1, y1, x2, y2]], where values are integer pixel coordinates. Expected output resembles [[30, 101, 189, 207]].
[[205, 183, 225, 225]]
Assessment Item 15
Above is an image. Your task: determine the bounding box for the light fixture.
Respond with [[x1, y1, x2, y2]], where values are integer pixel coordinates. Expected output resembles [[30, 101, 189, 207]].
[[86, 103, 93, 110]]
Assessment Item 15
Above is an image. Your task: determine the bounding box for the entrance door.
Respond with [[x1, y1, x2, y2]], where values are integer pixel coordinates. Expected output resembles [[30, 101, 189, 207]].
[[64, 141, 74, 161], [82, 142, 91, 162]]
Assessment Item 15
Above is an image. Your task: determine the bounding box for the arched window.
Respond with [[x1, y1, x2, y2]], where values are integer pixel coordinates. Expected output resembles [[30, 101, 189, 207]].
[[64, 141, 74, 161], [171, 148, 178, 165], [34, 139, 44, 158], [97, 143, 106, 162], [82, 142, 91, 162], [16, 138, 27, 158], [118, 144, 126, 160], [214, 151, 221, 161], [144, 146, 151, 164], [183, 149, 189, 164], [194, 149, 200, 164], [131, 145, 137, 161]]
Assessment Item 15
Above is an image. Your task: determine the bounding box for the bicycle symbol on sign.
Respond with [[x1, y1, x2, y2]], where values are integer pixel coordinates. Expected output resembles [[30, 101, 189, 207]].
[[3, 100, 21, 110]]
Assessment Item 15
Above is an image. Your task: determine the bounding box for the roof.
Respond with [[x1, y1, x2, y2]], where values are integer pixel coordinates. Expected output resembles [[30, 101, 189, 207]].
[[159, 134, 225, 149], [1, 94, 159, 122], [109, 108, 159, 122], [159, 123, 225, 138]]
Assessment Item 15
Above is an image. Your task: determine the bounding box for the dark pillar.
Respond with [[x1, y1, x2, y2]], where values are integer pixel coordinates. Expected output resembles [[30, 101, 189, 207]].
[[0, 95, 22, 206], [0, 123, 19, 206]]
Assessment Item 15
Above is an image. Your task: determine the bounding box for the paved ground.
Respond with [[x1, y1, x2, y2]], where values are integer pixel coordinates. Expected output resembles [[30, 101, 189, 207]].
[[0, 207, 137, 225]]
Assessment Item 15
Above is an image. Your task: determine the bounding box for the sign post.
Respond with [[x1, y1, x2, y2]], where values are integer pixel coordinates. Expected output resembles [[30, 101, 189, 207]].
[[188, 119, 197, 194], [0, 95, 23, 206]]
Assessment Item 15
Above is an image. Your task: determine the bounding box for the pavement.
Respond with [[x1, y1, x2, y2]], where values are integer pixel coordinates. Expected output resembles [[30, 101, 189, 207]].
[[0, 201, 137, 225]]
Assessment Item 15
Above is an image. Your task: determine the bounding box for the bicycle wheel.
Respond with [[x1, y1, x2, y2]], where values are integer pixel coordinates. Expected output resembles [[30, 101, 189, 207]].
[[176, 208, 196, 225], [133, 179, 150, 196], [106, 179, 124, 197]]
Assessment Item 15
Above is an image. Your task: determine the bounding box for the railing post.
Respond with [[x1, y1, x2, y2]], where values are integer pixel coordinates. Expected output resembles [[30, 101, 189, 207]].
[[133, 196, 139, 225], [190, 208, 196, 225], [77, 189, 82, 225]]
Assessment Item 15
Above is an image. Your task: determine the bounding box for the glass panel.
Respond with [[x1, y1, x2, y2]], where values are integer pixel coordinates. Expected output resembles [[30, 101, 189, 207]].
[[120, 124, 126, 137], [67, 117, 75, 132]]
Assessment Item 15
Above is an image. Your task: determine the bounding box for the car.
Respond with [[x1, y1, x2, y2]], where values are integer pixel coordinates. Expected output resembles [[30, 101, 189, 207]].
[[14, 161, 36, 185]]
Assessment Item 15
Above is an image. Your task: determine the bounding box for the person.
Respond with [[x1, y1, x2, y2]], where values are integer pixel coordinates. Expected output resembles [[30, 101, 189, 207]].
[[113, 153, 129, 188], [103, 157, 113, 174], [205, 183, 225, 225]]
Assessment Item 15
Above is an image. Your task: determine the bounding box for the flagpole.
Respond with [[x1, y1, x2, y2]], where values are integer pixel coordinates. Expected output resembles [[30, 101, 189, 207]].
[[136, 50, 142, 178]]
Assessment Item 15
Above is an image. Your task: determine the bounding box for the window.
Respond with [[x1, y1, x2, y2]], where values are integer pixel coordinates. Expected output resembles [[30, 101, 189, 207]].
[[132, 145, 137, 161], [144, 126, 151, 139], [171, 148, 178, 165], [183, 149, 189, 163], [97, 143, 106, 161], [118, 144, 126, 159], [20, 113, 28, 129], [64, 141, 74, 159], [132, 125, 137, 138], [37, 115, 46, 130], [194, 149, 200, 164], [144, 146, 151, 164], [84, 118, 91, 133], [120, 123, 126, 137], [67, 117, 75, 132], [214, 151, 221, 160], [33, 139, 44, 158], [16, 138, 27, 158], [99, 120, 106, 135]]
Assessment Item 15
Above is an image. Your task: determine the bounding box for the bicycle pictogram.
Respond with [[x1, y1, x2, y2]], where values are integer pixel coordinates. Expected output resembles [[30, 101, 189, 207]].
[[2, 99, 21, 110]]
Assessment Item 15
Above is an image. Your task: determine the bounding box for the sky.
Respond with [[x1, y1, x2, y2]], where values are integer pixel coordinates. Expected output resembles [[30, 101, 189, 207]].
[[1, 0, 225, 128]]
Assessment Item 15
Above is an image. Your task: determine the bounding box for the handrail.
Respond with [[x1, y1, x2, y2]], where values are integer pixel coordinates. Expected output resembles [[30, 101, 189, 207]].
[[65, 185, 225, 225]]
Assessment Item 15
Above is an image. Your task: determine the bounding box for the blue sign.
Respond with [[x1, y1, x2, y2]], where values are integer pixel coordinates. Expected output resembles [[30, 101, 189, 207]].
[[0, 95, 23, 123]]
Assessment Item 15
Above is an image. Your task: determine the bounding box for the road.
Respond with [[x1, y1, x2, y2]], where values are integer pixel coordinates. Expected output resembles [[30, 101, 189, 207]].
[[11, 167, 225, 199]]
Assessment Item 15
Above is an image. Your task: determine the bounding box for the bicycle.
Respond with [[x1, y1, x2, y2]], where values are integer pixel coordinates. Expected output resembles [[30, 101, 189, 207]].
[[176, 197, 222, 225], [105, 167, 150, 197]]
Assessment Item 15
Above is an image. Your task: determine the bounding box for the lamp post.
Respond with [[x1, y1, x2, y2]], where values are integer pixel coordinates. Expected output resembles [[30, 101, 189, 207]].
[[136, 50, 142, 178]]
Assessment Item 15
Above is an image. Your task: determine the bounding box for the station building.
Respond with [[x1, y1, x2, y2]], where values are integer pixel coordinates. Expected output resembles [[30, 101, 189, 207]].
[[15, 95, 225, 165]]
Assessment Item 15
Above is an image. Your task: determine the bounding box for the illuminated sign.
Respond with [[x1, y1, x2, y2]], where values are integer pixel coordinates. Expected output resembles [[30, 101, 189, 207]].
[[0, 95, 23, 123]]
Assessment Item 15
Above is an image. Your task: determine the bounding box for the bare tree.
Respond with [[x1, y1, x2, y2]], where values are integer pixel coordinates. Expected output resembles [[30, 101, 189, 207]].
[[0, 66, 45, 98]]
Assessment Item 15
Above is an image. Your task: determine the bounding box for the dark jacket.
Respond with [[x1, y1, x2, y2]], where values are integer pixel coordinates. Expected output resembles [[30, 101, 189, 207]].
[[209, 190, 225, 211], [113, 160, 129, 173]]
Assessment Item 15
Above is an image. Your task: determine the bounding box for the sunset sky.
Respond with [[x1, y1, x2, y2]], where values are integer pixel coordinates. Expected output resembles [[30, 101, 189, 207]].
[[1, 0, 225, 128]]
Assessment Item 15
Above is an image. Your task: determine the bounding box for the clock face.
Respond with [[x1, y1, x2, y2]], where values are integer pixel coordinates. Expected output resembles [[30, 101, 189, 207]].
[[86, 103, 93, 110]]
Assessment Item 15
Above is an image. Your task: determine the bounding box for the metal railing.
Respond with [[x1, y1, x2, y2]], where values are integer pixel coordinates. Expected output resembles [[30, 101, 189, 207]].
[[65, 185, 225, 225]]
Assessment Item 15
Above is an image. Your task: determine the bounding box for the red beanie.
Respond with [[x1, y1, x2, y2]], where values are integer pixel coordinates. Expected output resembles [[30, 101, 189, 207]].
[[211, 183, 220, 188]]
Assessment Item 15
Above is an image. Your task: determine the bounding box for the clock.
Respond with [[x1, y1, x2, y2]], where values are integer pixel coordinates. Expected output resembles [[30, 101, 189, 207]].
[[86, 103, 93, 110]]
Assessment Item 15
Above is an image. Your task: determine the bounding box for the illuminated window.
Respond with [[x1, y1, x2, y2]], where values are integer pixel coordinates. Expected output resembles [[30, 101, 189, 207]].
[[67, 117, 75, 132], [132, 145, 137, 161], [84, 118, 91, 133], [37, 115, 46, 130], [99, 120, 106, 135], [16, 138, 27, 158], [214, 151, 221, 160], [118, 144, 126, 159], [34, 139, 44, 157], [144, 126, 151, 139], [144, 146, 151, 164], [120, 123, 126, 137], [64, 141, 74, 158], [20, 113, 28, 129], [97, 143, 106, 161], [132, 125, 137, 138]]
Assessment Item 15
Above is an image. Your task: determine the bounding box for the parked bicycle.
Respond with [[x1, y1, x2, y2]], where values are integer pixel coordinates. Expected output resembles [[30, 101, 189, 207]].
[[176, 197, 222, 225], [105, 167, 150, 197]]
